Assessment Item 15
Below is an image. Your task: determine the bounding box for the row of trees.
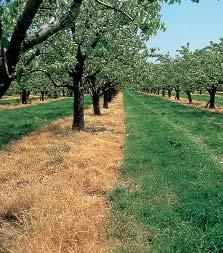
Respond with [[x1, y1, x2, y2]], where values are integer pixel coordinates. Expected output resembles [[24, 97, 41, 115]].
[[0, 0, 200, 130], [136, 39, 223, 109]]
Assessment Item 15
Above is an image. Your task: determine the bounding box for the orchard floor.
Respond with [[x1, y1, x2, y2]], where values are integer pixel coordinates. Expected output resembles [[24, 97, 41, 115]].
[[149, 93, 223, 114], [0, 97, 68, 110], [108, 91, 223, 252], [0, 94, 124, 253]]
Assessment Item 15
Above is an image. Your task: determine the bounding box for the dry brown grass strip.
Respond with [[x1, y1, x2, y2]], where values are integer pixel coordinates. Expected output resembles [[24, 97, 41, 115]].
[[0, 94, 125, 253]]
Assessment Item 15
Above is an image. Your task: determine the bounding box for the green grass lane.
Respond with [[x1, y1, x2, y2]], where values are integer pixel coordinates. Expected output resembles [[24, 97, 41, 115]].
[[0, 96, 91, 149], [109, 91, 223, 252]]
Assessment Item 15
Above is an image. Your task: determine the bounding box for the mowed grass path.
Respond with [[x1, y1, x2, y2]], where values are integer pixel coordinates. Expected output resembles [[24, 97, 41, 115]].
[[109, 91, 223, 252], [0, 97, 91, 149]]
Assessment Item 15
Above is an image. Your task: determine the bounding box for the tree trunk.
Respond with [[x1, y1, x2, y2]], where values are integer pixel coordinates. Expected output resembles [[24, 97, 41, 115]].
[[162, 89, 165, 97], [72, 84, 84, 130], [103, 92, 109, 109], [168, 89, 171, 97], [185, 91, 192, 103], [92, 94, 101, 115], [206, 87, 216, 109], [40, 91, 45, 101], [0, 71, 11, 98], [71, 42, 86, 131], [53, 91, 58, 99], [175, 89, 180, 100], [62, 88, 66, 97], [209, 92, 216, 109], [21, 89, 27, 104], [108, 90, 113, 102]]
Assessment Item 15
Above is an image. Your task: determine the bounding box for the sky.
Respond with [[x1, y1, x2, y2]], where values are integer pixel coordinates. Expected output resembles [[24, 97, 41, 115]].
[[148, 0, 223, 57]]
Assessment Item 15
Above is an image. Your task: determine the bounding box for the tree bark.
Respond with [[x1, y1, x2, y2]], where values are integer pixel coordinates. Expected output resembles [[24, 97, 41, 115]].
[[92, 93, 101, 115], [6, 0, 43, 69], [53, 90, 58, 99], [40, 91, 45, 101], [62, 88, 66, 97], [167, 89, 171, 98], [23, 0, 83, 52], [162, 89, 165, 97], [21, 89, 28, 104], [103, 91, 109, 109], [185, 91, 192, 104], [0, 0, 83, 98], [175, 85, 180, 100], [71, 43, 86, 130], [72, 83, 84, 130], [206, 86, 216, 109]]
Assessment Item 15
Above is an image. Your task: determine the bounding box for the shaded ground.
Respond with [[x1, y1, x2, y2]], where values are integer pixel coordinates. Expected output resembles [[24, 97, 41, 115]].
[[0, 94, 125, 253]]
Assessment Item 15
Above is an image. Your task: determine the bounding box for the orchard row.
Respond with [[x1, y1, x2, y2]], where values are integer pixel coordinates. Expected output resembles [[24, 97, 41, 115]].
[[137, 40, 223, 108], [0, 0, 200, 130]]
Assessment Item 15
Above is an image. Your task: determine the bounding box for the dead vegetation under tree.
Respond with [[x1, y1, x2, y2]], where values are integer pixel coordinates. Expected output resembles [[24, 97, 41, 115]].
[[0, 94, 125, 253]]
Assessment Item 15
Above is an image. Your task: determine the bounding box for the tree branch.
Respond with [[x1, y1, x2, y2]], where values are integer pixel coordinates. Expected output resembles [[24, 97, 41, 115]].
[[22, 0, 83, 52], [0, 19, 11, 80], [26, 69, 74, 90], [24, 49, 41, 66], [99, 79, 117, 96], [94, 0, 133, 21], [6, 0, 43, 69]]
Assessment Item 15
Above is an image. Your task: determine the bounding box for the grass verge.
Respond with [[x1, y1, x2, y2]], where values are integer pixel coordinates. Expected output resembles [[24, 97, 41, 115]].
[[0, 97, 91, 149], [109, 91, 223, 252]]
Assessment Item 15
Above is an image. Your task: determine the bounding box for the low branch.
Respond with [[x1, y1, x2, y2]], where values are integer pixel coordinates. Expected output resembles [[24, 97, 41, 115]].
[[22, 0, 83, 52], [0, 20, 11, 80], [26, 69, 74, 90], [6, 0, 43, 69], [24, 49, 41, 66], [99, 79, 118, 96]]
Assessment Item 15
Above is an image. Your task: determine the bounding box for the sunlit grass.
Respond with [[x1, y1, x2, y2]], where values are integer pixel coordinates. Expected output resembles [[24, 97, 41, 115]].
[[109, 91, 223, 252], [0, 97, 91, 149]]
